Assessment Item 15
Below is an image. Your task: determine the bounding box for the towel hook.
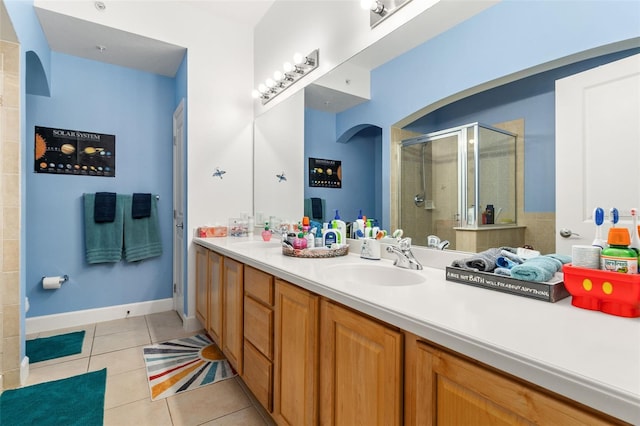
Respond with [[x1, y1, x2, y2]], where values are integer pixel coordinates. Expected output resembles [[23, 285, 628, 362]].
[[212, 167, 226, 179]]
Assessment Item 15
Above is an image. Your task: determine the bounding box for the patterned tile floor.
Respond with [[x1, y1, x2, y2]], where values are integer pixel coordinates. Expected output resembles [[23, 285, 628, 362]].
[[25, 311, 274, 426]]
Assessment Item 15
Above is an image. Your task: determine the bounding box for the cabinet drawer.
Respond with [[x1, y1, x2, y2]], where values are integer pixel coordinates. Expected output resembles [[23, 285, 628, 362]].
[[244, 295, 274, 359], [245, 266, 274, 306], [243, 340, 273, 412]]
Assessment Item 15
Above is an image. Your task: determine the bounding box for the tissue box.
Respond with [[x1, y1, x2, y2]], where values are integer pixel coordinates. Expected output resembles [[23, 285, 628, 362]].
[[198, 226, 227, 238], [562, 264, 640, 317], [445, 267, 569, 303]]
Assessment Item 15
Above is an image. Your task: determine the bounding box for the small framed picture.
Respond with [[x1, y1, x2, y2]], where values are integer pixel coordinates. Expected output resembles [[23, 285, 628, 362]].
[[309, 157, 341, 188]]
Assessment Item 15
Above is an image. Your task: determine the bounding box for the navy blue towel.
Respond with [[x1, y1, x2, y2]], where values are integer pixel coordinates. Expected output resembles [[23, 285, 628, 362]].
[[132, 193, 152, 219], [311, 198, 323, 220], [94, 192, 117, 223]]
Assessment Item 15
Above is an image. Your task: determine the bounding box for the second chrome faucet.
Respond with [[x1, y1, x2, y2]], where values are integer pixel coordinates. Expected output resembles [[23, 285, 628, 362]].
[[386, 238, 423, 270]]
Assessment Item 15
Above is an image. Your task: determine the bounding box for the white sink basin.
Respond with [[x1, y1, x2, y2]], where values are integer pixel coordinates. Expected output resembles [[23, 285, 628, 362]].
[[320, 263, 426, 287], [231, 240, 281, 249]]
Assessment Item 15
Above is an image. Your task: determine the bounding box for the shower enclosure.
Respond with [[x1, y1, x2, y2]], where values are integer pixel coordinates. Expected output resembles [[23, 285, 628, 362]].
[[399, 122, 517, 250]]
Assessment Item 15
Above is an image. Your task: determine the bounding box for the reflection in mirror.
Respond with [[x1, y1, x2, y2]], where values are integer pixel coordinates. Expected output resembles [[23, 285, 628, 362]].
[[304, 112, 382, 226], [294, 2, 638, 253], [254, 91, 304, 226], [399, 123, 517, 250]]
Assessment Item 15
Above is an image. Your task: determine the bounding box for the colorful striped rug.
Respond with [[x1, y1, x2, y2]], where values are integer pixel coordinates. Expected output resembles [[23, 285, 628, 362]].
[[142, 334, 236, 400]]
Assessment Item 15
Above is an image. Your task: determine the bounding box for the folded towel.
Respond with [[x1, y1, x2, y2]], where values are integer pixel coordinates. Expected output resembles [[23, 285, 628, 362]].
[[494, 267, 512, 276], [546, 253, 572, 265], [311, 198, 323, 220], [511, 255, 564, 282], [84, 193, 123, 263], [496, 256, 518, 269], [94, 192, 117, 223], [451, 247, 516, 272], [496, 250, 524, 269], [122, 195, 162, 262], [132, 193, 152, 219]]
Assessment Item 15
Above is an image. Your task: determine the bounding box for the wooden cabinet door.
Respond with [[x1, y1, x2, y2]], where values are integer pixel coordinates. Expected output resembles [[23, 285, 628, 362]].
[[195, 245, 209, 327], [207, 251, 223, 347], [320, 300, 402, 426], [406, 336, 625, 426], [223, 257, 243, 374], [273, 279, 319, 426]]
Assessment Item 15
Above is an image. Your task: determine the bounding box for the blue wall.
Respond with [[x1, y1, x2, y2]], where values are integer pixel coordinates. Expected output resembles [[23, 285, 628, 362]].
[[26, 52, 177, 317], [331, 0, 640, 230], [404, 48, 640, 213], [304, 108, 380, 223]]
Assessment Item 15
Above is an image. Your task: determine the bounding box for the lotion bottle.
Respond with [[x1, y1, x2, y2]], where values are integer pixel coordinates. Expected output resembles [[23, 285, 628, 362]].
[[353, 209, 365, 239], [323, 223, 338, 247], [332, 210, 347, 244]]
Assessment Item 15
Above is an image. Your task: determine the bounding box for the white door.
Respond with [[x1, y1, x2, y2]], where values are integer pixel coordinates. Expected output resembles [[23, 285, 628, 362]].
[[556, 54, 640, 255], [173, 99, 185, 319]]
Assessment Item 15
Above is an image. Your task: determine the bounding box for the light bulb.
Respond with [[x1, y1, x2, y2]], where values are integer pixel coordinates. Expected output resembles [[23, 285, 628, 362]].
[[283, 62, 293, 73], [265, 78, 275, 88], [251, 89, 261, 99], [273, 70, 283, 81], [293, 52, 304, 65], [258, 84, 267, 93]]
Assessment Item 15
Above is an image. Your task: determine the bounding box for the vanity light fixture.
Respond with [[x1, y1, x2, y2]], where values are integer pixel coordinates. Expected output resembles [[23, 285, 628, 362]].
[[361, 0, 412, 28], [252, 49, 319, 105]]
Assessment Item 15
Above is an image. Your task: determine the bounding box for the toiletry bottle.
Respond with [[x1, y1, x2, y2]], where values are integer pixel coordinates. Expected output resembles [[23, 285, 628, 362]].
[[600, 228, 637, 274], [293, 231, 307, 249], [305, 228, 315, 248], [630, 208, 640, 253], [323, 223, 338, 247], [333, 210, 347, 244], [353, 210, 365, 238], [486, 204, 495, 224], [364, 219, 373, 238], [261, 222, 272, 241]]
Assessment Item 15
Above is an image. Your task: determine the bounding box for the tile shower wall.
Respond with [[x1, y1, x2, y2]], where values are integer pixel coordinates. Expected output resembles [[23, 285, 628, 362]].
[[0, 37, 21, 389]]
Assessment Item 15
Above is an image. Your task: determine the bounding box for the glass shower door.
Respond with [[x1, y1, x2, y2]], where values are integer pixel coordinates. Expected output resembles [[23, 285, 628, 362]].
[[400, 132, 460, 248]]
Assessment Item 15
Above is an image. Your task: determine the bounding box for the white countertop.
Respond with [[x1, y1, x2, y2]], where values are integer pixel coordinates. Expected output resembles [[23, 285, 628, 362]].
[[194, 236, 640, 424]]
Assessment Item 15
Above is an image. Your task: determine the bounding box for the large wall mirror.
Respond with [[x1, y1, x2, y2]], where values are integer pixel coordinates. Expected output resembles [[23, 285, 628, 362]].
[[255, 1, 640, 253]]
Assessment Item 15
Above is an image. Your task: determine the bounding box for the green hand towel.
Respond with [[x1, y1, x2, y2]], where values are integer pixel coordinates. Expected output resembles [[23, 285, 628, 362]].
[[84, 193, 123, 264], [122, 195, 162, 262]]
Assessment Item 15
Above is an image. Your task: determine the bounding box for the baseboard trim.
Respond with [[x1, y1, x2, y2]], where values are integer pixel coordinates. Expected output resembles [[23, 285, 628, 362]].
[[26, 298, 174, 334], [181, 314, 203, 333]]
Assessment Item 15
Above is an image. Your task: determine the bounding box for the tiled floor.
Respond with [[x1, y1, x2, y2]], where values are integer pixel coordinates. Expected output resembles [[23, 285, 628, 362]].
[[24, 311, 274, 426]]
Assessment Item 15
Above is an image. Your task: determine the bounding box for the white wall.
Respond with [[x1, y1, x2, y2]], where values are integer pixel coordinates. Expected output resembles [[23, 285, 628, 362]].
[[252, 0, 498, 116]]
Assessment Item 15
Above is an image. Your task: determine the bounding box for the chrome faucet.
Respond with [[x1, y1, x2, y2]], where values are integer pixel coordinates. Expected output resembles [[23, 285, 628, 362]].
[[386, 238, 423, 270]]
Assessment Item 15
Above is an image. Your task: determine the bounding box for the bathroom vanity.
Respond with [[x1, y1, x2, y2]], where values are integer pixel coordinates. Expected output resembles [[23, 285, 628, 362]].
[[194, 237, 639, 425]]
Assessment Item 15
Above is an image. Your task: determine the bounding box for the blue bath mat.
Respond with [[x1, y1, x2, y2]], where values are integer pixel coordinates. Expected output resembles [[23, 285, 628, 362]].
[[0, 368, 106, 425], [26, 330, 85, 363]]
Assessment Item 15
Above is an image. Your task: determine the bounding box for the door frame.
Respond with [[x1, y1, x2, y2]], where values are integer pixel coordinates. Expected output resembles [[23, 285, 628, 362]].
[[173, 98, 185, 320]]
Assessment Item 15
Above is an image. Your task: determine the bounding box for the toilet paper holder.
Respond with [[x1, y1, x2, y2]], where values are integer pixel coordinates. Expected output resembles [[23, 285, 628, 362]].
[[41, 275, 69, 285]]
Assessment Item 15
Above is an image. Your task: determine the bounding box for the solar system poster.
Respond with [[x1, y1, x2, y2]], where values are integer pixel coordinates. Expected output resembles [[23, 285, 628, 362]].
[[309, 157, 342, 188], [34, 126, 115, 177]]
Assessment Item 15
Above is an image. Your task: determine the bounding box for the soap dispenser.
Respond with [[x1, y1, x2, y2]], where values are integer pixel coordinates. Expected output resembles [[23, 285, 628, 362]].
[[261, 222, 272, 242], [332, 210, 347, 244]]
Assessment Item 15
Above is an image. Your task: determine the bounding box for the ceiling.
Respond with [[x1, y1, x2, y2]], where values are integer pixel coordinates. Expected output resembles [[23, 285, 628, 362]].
[[33, 1, 275, 77]]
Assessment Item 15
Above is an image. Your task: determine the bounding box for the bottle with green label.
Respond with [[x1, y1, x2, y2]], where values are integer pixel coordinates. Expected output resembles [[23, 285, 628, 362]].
[[601, 228, 638, 274]]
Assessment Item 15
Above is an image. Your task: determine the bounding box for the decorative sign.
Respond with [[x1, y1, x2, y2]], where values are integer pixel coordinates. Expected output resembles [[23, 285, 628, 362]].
[[309, 157, 342, 188], [34, 126, 115, 177]]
